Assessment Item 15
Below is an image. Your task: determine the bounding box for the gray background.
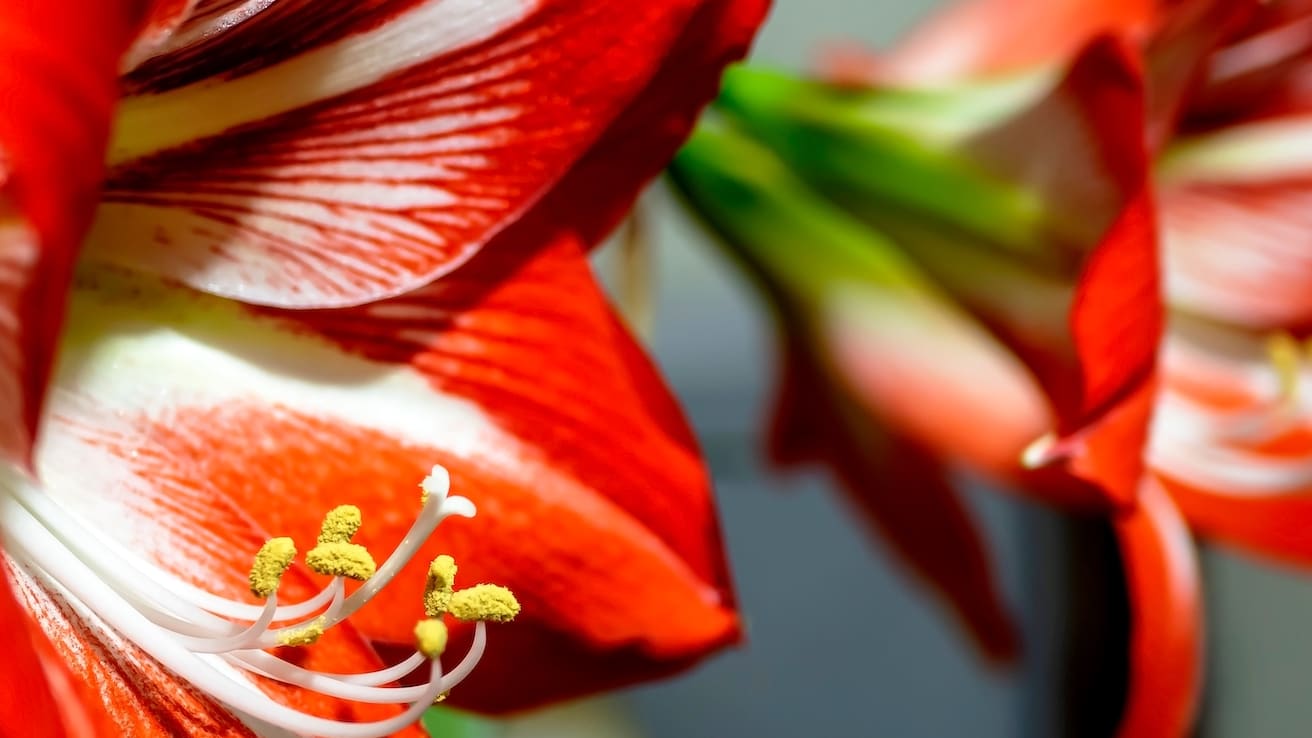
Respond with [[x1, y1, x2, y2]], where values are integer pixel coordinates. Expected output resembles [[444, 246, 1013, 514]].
[[600, 2, 1312, 737]]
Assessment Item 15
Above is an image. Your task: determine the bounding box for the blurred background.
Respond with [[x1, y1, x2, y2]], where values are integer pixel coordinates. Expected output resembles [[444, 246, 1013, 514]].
[[444, 1, 1312, 736]]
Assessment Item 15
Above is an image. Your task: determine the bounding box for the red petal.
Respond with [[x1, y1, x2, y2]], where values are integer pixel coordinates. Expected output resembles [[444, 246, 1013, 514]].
[[769, 334, 1019, 663], [0, 1, 150, 465], [88, 0, 753, 308], [821, 0, 1152, 85], [1180, 2, 1312, 124], [544, 0, 771, 248], [0, 561, 87, 738], [1161, 476, 1312, 566], [1063, 376, 1159, 507], [7, 562, 259, 738], [965, 37, 1162, 503], [1066, 189, 1160, 437], [1112, 481, 1202, 738]]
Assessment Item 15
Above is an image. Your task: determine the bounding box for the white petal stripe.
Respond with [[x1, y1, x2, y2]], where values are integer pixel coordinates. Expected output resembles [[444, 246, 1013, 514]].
[[109, 0, 536, 164]]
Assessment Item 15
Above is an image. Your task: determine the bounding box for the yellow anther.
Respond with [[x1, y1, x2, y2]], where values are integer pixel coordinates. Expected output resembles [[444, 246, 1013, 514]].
[[306, 542, 377, 581], [1268, 333, 1302, 405], [248, 537, 296, 599], [449, 584, 520, 623], [277, 617, 326, 647], [413, 619, 449, 659], [423, 555, 458, 617], [317, 505, 362, 545]]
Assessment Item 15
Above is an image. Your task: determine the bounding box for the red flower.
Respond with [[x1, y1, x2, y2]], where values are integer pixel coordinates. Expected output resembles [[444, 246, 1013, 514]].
[[0, 1, 768, 735], [674, 2, 1312, 736]]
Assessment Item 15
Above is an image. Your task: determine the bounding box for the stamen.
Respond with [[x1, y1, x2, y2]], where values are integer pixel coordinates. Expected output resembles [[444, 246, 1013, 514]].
[[0, 462, 515, 738], [423, 554, 457, 617], [277, 616, 327, 647], [449, 584, 521, 623], [414, 619, 449, 658], [306, 542, 377, 581], [249, 537, 296, 598], [318, 505, 363, 544]]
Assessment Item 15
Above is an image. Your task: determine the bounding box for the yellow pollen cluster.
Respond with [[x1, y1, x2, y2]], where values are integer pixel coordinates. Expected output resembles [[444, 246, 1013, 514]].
[[449, 584, 521, 623], [419, 553, 520, 631], [316, 505, 363, 544], [278, 617, 326, 647], [245, 506, 381, 648], [413, 619, 449, 658], [306, 506, 377, 581], [423, 555, 457, 617], [306, 543, 377, 580], [248, 537, 296, 598]]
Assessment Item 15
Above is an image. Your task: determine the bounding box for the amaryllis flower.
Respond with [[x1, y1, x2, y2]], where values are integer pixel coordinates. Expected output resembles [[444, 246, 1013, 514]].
[[0, 0, 768, 735], [671, 1, 1312, 736]]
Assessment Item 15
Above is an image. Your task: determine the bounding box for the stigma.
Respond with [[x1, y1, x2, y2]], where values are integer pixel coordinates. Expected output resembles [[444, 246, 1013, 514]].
[[0, 464, 518, 738]]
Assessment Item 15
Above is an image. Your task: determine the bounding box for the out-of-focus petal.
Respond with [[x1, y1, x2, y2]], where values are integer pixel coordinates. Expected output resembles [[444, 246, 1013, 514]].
[[0, 1, 150, 465], [86, 0, 732, 309], [717, 38, 1162, 504], [1162, 478, 1312, 566], [673, 126, 1025, 659], [1161, 177, 1312, 329], [773, 334, 1020, 661], [1112, 481, 1202, 738], [1150, 327, 1312, 565], [50, 237, 736, 712], [822, 0, 1153, 85], [964, 37, 1162, 503]]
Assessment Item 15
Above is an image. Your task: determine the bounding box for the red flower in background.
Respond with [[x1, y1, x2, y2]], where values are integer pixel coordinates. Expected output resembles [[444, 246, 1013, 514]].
[[0, 0, 768, 735], [674, 1, 1312, 736]]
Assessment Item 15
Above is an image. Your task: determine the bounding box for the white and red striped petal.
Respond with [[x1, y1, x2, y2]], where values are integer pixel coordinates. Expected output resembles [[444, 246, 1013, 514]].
[[1148, 326, 1312, 564], [8, 564, 261, 738], [86, 0, 719, 309], [41, 235, 737, 712], [1162, 178, 1312, 329]]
